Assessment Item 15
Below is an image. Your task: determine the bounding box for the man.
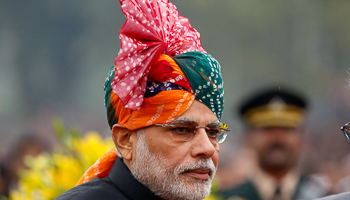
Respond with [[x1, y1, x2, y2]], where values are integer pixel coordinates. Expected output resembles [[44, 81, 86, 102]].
[[220, 87, 329, 200], [55, 0, 229, 200], [1, 134, 49, 198], [312, 123, 350, 200]]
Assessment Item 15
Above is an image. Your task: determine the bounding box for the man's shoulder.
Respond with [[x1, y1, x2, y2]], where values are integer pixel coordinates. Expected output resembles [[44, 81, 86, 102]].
[[55, 177, 127, 200], [219, 180, 260, 200], [314, 192, 350, 200]]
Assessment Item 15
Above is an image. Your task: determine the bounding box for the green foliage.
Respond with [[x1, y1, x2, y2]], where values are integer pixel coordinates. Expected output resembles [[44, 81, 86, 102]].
[[52, 117, 81, 151]]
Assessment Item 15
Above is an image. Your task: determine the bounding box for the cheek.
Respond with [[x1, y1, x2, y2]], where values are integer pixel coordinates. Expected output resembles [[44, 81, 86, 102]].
[[291, 139, 302, 153], [144, 132, 174, 153], [212, 150, 219, 168], [286, 134, 301, 146], [149, 139, 192, 163], [251, 136, 267, 150], [144, 133, 220, 168]]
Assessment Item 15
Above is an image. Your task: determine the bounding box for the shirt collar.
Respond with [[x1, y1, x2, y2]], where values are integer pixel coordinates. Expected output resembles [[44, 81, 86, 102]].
[[251, 169, 300, 200]]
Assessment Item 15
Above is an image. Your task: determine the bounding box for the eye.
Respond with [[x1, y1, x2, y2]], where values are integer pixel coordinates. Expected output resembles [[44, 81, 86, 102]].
[[172, 127, 192, 135], [206, 128, 221, 138]]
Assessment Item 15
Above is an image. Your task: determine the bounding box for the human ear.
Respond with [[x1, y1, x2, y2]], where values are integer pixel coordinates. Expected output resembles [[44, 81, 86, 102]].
[[111, 124, 136, 161]]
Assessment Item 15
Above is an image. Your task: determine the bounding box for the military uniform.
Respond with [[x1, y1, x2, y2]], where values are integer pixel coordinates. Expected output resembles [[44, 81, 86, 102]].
[[220, 87, 329, 200], [220, 172, 329, 200]]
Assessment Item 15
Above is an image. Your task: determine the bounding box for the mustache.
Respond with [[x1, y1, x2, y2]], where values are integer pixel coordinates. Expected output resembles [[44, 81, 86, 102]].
[[176, 159, 216, 177]]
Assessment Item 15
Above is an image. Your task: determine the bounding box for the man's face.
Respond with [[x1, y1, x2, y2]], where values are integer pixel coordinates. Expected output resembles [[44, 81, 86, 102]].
[[130, 100, 219, 200], [249, 127, 302, 171]]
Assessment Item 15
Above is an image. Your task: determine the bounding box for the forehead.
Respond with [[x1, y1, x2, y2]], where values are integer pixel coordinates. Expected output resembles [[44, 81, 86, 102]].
[[250, 127, 301, 139], [254, 127, 297, 131], [175, 100, 219, 125]]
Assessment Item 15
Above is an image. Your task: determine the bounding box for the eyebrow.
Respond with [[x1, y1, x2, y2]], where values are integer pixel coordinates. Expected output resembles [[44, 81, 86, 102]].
[[207, 121, 221, 126], [171, 117, 220, 126], [171, 118, 197, 126]]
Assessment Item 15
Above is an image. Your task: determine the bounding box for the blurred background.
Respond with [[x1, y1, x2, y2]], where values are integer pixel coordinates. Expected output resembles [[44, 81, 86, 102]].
[[1, 0, 350, 197]]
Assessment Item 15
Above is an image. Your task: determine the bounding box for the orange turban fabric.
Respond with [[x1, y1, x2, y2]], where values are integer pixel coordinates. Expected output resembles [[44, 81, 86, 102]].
[[105, 54, 195, 131]]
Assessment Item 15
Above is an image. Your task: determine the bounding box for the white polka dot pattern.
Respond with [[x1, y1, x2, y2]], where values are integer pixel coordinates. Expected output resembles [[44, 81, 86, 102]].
[[111, 0, 206, 110], [173, 52, 224, 120]]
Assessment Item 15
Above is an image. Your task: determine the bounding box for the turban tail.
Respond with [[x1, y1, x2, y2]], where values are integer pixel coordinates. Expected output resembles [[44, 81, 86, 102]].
[[76, 0, 224, 186]]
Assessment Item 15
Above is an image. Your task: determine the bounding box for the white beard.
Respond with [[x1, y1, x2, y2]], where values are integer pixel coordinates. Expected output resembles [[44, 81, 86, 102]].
[[130, 131, 216, 200]]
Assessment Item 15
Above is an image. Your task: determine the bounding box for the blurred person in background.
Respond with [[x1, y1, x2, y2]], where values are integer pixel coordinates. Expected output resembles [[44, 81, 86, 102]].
[[55, 0, 229, 199], [0, 134, 49, 197], [220, 87, 330, 200], [0, 163, 9, 198], [313, 123, 350, 200]]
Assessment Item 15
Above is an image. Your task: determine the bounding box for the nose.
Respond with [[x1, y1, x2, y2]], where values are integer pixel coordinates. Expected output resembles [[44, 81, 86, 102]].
[[190, 128, 217, 159]]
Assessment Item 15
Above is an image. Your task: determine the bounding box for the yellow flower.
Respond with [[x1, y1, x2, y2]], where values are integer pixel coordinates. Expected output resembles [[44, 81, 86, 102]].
[[51, 153, 84, 191], [10, 128, 115, 200], [73, 132, 114, 169]]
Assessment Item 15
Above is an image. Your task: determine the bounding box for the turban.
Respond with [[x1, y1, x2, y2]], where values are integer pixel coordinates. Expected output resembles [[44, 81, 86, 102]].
[[76, 0, 224, 186]]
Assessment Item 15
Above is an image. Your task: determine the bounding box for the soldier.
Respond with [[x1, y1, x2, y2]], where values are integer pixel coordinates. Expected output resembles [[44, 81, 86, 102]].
[[220, 87, 329, 200]]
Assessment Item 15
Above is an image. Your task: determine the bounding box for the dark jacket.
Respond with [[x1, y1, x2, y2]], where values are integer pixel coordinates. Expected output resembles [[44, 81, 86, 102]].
[[55, 157, 164, 200], [219, 176, 329, 200]]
